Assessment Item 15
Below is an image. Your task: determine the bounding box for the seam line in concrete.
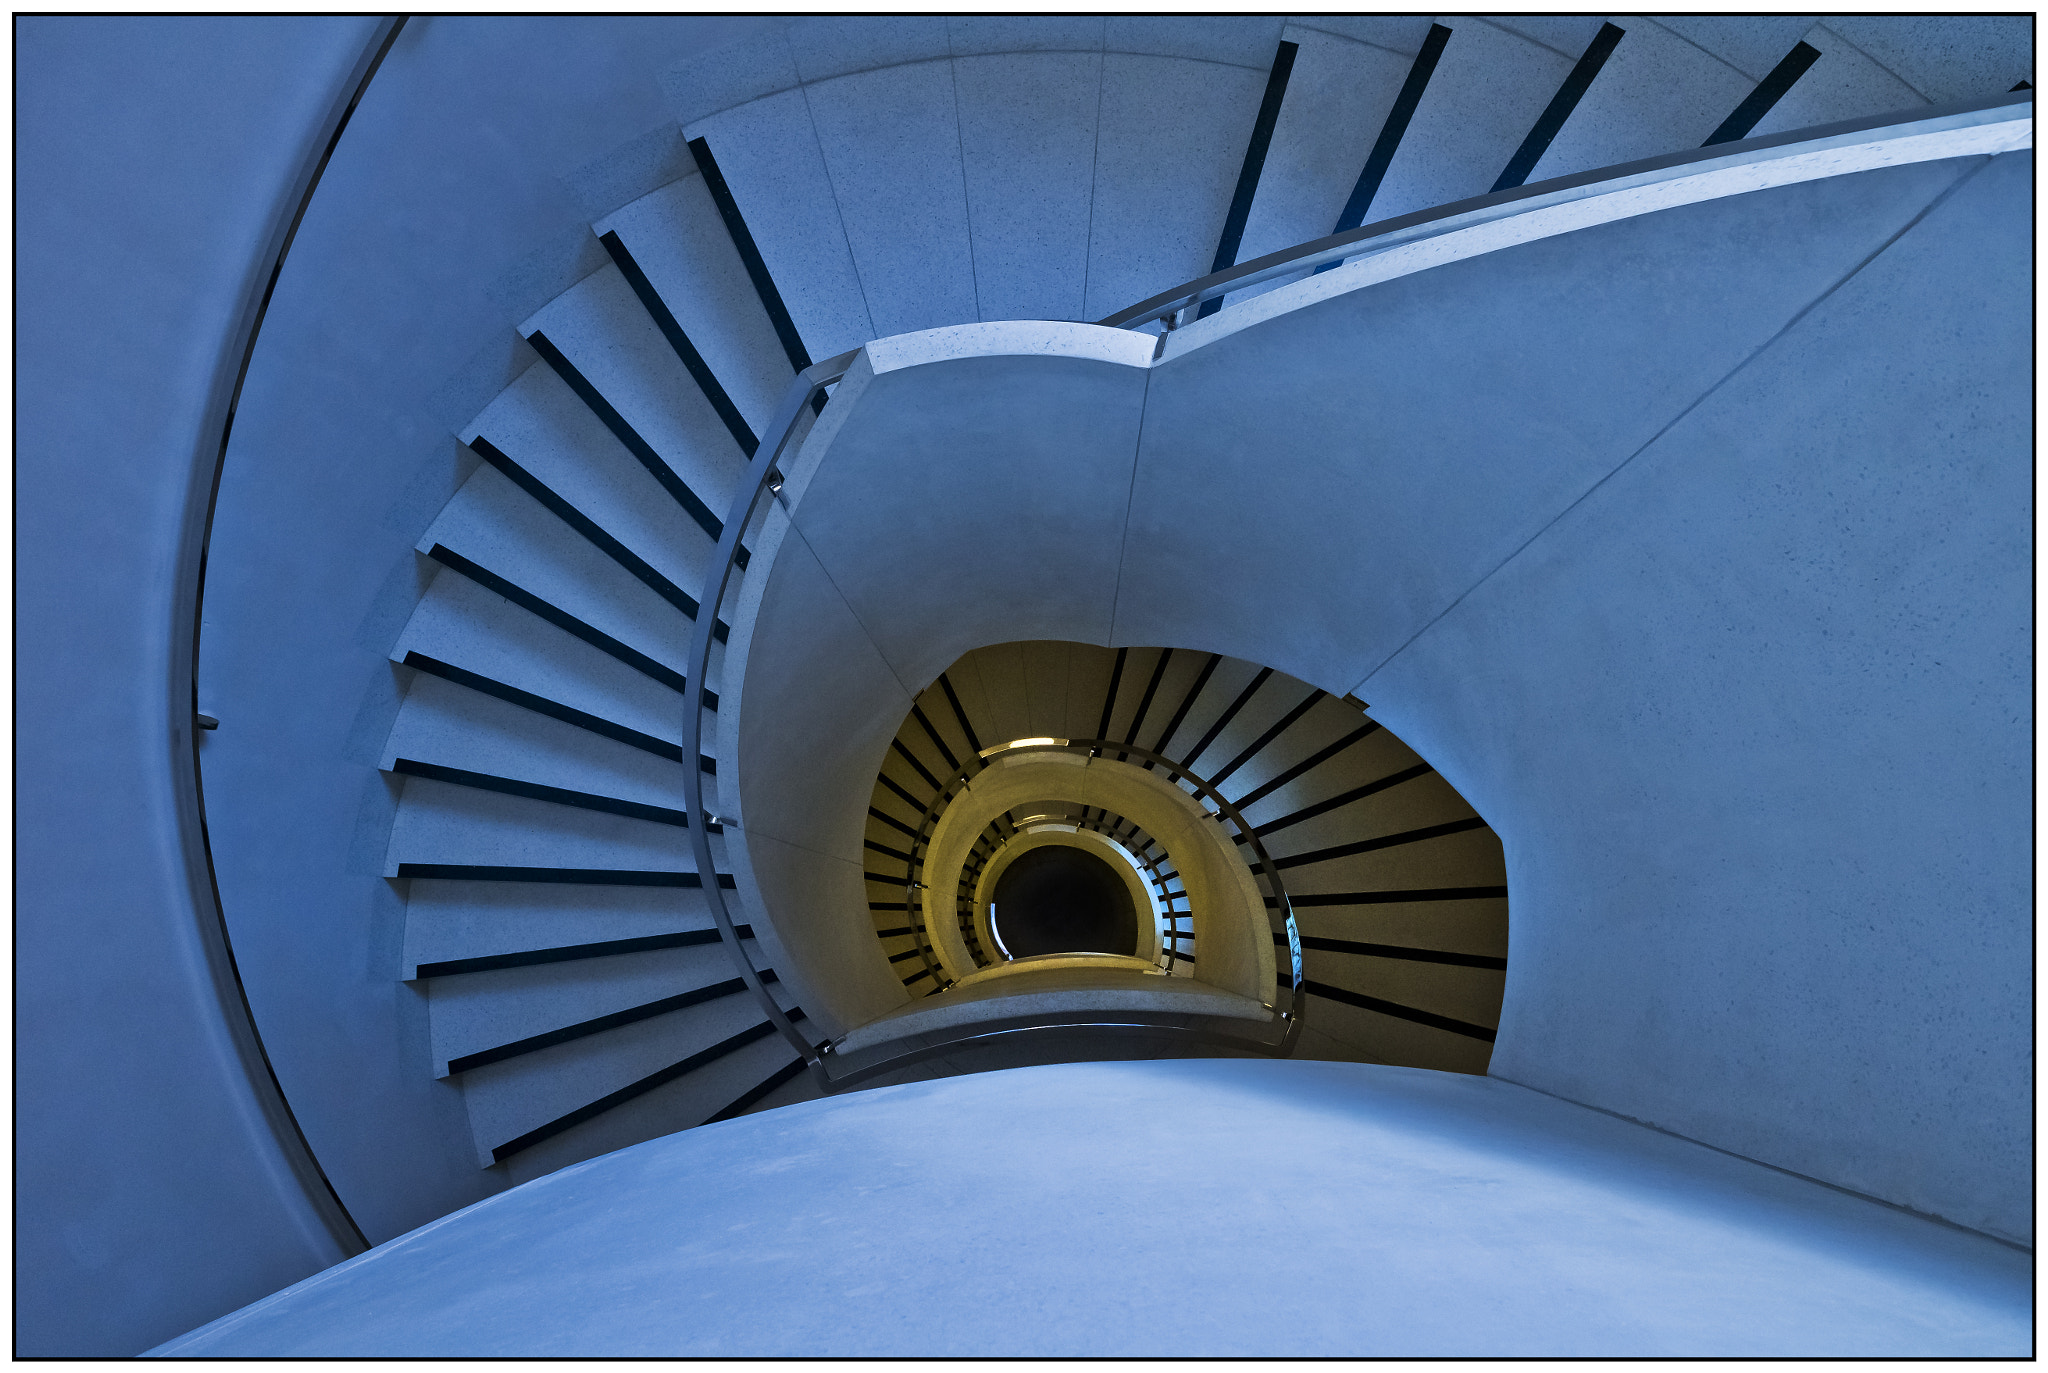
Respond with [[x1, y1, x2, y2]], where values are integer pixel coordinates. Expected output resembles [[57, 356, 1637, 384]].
[[1490, 1073, 2033, 1252], [1104, 367, 1154, 647], [789, 31, 878, 342], [1350, 154, 1992, 698], [785, 512, 919, 703]]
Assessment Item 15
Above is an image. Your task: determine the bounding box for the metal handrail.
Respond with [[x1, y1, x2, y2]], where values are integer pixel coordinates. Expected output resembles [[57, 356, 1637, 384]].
[[1095, 90, 2034, 334], [682, 347, 861, 1088]]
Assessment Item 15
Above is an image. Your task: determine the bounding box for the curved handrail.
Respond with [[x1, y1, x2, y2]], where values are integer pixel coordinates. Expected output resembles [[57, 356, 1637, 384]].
[[683, 347, 862, 1087], [1096, 91, 2033, 333]]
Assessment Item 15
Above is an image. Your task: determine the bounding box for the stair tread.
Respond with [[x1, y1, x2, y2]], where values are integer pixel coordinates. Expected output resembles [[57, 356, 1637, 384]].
[[684, 90, 875, 360], [596, 174, 794, 433], [383, 672, 703, 812], [1528, 18, 1752, 182], [499, 1027, 797, 1184], [459, 981, 798, 1159], [429, 941, 764, 1074], [420, 463, 699, 683], [395, 564, 685, 743], [402, 880, 724, 978], [461, 363, 717, 602], [386, 775, 712, 877], [1746, 22, 1928, 140], [522, 263, 748, 512]]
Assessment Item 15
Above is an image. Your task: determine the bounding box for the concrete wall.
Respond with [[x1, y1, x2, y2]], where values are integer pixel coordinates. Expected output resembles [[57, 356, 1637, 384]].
[[731, 152, 2032, 1240], [15, 17, 377, 1354], [186, 13, 772, 1246]]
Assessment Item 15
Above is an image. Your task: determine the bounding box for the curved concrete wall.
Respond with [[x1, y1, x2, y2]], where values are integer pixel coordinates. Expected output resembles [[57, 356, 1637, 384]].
[[15, 17, 379, 1353], [183, 15, 775, 1246], [731, 152, 2031, 1238]]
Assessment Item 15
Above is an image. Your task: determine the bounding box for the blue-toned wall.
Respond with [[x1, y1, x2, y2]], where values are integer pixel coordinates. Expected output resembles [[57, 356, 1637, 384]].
[[15, 15, 778, 1354], [15, 17, 377, 1355]]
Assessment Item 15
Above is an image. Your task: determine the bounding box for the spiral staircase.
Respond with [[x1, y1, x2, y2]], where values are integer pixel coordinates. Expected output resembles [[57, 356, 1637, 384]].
[[19, 13, 2032, 1357], [291, 13, 2027, 1189]]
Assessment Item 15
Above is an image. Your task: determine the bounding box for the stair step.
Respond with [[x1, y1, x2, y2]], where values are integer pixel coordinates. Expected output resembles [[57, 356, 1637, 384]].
[[498, 1021, 806, 1185], [1745, 22, 1928, 139], [1361, 18, 1577, 224], [1527, 18, 1753, 182], [521, 263, 748, 523], [398, 650, 704, 768], [1271, 819, 1505, 895], [1226, 24, 1421, 306], [459, 981, 800, 1165], [682, 92, 875, 360], [400, 878, 729, 979], [953, 50, 1102, 322], [461, 363, 718, 609], [394, 565, 689, 745], [429, 940, 774, 1076], [1650, 16, 1821, 84], [595, 175, 793, 435], [384, 775, 716, 877], [382, 671, 707, 815], [418, 462, 704, 690], [1083, 51, 1272, 320]]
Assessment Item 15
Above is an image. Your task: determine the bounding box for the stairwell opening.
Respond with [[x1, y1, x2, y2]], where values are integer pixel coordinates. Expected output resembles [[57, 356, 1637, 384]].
[[989, 843, 1139, 958]]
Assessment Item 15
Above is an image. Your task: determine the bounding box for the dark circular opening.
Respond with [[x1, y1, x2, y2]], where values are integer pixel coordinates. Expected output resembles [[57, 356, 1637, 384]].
[[990, 843, 1139, 958]]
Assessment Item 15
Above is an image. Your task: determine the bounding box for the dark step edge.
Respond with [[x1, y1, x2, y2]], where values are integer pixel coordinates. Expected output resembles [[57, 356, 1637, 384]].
[[1228, 720, 1381, 812], [390, 758, 708, 831], [414, 923, 757, 979], [423, 542, 706, 704], [1241, 761, 1435, 841], [1210, 687, 1326, 789], [1199, 38, 1300, 319], [490, 1009, 807, 1162], [1287, 885, 1508, 906], [1704, 41, 1822, 146], [1329, 23, 1453, 240], [1492, 21, 1627, 192], [448, 970, 779, 1075], [703, 1047, 827, 1125], [597, 229, 760, 459], [1275, 929, 1506, 971], [395, 864, 736, 888], [466, 436, 731, 641], [1271, 815, 1490, 869], [523, 327, 726, 545], [400, 649, 714, 773], [1280, 974, 1498, 1042], [686, 135, 813, 375]]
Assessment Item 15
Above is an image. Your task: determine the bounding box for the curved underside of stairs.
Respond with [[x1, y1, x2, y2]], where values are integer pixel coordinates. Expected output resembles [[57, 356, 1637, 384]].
[[184, 13, 2033, 1261]]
